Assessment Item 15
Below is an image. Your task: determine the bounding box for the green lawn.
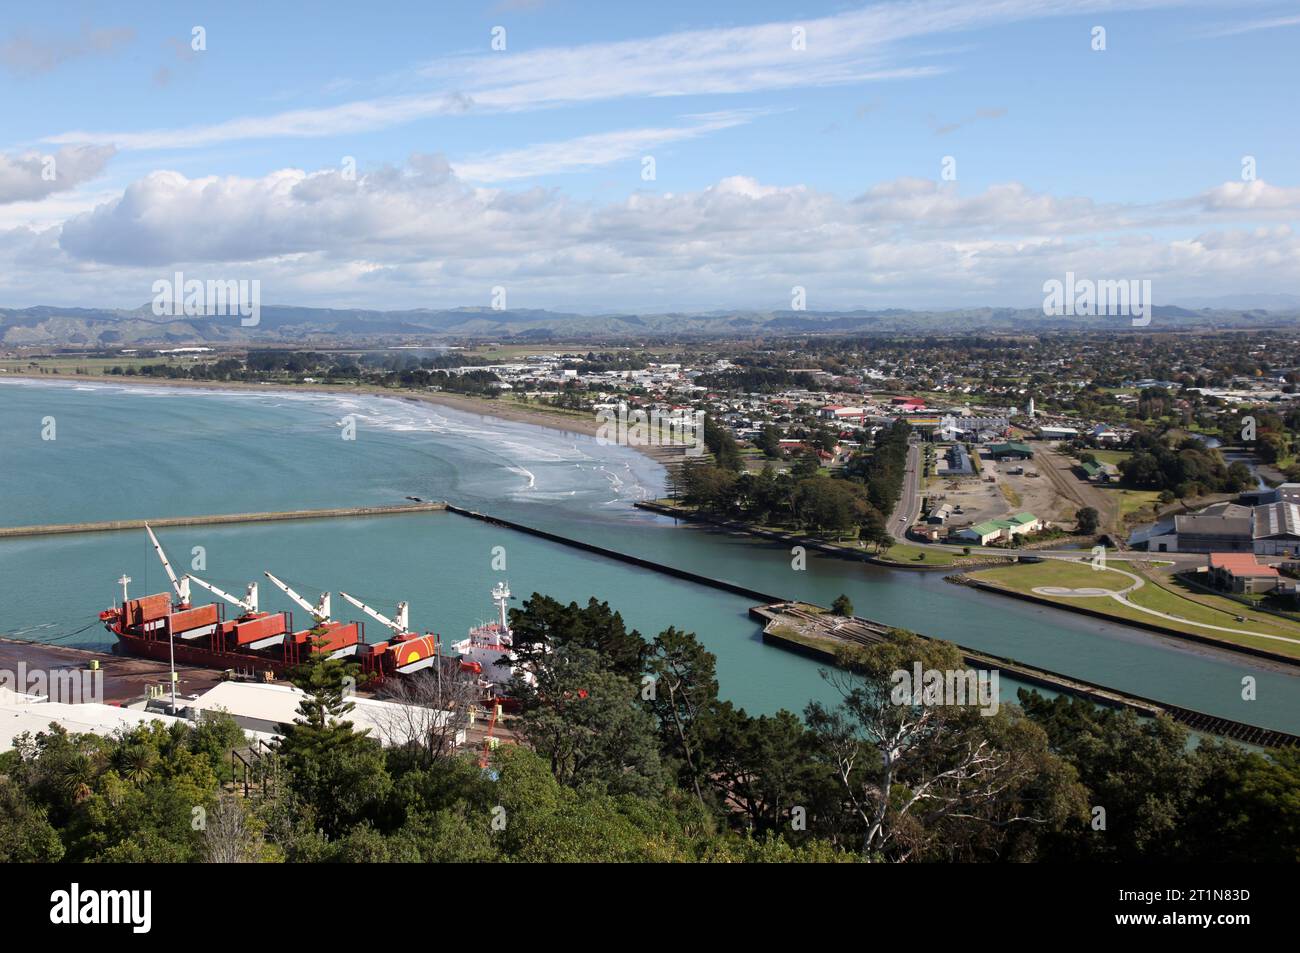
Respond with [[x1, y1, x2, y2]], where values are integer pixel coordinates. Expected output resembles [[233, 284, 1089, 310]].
[[1132, 575, 1300, 634], [970, 560, 1300, 658], [871, 542, 964, 566], [972, 559, 1132, 593], [1113, 487, 1163, 517], [1089, 449, 1132, 466]]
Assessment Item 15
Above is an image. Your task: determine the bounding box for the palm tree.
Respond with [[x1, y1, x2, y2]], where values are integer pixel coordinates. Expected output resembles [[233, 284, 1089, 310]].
[[115, 744, 159, 786], [52, 751, 95, 804]]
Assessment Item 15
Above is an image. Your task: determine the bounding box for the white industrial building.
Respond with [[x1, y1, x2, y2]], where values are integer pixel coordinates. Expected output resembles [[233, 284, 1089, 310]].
[[0, 677, 464, 754], [181, 681, 466, 748], [1037, 425, 1080, 440], [0, 686, 190, 753]]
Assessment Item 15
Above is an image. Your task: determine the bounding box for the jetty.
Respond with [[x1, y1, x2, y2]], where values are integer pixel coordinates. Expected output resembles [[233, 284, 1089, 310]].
[[751, 601, 1300, 749], [0, 501, 448, 538], [445, 504, 785, 603]]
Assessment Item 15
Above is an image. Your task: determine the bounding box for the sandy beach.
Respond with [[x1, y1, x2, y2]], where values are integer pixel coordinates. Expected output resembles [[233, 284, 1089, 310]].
[[0, 372, 688, 467]]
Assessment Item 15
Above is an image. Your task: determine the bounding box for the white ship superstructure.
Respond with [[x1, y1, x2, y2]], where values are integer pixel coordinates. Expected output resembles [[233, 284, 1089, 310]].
[[453, 582, 534, 690]]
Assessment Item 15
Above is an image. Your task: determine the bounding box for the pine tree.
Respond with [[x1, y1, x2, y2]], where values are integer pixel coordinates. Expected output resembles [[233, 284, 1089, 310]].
[[274, 629, 391, 836]]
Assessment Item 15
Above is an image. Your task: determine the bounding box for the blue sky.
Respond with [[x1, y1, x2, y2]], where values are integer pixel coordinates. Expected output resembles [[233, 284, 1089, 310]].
[[2, 0, 1299, 312]]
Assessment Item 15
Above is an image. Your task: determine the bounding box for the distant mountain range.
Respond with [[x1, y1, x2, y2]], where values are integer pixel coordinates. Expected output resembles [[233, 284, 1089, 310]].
[[2, 302, 1299, 347]]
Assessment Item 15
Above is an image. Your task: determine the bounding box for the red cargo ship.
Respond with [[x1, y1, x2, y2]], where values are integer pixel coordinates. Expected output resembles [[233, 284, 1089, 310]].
[[99, 526, 454, 685]]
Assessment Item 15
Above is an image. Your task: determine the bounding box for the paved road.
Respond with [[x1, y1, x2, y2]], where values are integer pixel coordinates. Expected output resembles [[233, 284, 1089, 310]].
[[889, 440, 922, 538]]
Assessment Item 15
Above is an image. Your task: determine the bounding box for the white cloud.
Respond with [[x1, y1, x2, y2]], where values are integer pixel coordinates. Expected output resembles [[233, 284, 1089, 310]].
[[0, 145, 116, 204], [25, 157, 1298, 310], [1194, 13, 1300, 38], [41, 0, 1190, 151], [451, 111, 764, 182], [1197, 179, 1300, 212]]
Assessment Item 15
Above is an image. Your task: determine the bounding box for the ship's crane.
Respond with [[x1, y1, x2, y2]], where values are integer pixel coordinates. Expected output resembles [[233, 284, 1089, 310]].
[[339, 591, 410, 635], [187, 573, 259, 615], [145, 524, 190, 606], [263, 571, 331, 623]]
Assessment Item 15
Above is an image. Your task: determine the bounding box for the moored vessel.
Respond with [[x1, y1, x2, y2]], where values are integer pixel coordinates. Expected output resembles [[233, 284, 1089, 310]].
[[99, 527, 527, 696]]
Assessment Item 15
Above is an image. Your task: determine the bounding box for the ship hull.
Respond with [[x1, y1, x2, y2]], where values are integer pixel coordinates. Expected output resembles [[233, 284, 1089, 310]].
[[113, 629, 292, 677]]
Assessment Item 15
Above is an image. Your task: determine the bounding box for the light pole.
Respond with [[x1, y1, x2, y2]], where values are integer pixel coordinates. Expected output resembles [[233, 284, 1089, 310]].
[[168, 619, 178, 714]]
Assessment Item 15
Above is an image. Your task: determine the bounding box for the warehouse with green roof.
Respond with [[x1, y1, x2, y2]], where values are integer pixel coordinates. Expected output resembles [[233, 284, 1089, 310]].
[[985, 441, 1034, 460], [956, 512, 1043, 544]]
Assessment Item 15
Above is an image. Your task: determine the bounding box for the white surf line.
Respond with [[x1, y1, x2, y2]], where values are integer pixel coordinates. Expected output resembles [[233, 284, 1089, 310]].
[[1037, 558, 1300, 647], [507, 466, 536, 488]]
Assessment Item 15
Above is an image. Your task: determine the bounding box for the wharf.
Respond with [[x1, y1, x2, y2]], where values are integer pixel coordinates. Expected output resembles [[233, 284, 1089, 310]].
[[0, 637, 225, 705]]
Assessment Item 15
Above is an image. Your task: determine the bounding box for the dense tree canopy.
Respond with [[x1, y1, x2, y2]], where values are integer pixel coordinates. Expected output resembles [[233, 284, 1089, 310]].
[[2, 593, 1295, 864]]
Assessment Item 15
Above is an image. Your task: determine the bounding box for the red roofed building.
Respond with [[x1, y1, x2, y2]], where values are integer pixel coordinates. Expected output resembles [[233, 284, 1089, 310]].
[[891, 397, 926, 409], [1208, 553, 1280, 594]]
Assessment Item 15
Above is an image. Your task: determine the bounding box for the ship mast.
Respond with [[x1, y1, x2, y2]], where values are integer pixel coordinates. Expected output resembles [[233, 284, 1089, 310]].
[[493, 581, 511, 632]]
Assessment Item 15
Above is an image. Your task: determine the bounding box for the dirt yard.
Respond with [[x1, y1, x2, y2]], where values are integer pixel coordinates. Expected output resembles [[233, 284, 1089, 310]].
[[925, 445, 1078, 531]]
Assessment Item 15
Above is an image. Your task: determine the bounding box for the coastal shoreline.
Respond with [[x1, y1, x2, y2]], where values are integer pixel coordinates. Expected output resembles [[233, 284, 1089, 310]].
[[0, 372, 686, 468]]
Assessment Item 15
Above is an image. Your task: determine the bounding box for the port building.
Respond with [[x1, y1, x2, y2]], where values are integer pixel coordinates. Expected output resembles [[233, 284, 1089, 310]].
[[0, 686, 191, 753], [956, 512, 1042, 545], [1207, 553, 1281, 594], [985, 441, 1034, 460], [181, 681, 466, 748], [1141, 500, 1300, 556]]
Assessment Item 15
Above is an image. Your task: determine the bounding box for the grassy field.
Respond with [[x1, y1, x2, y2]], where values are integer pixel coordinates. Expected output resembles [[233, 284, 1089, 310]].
[[972, 559, 1132, 592], [970, 559, 1300, 658], [1089, 449, 1132, 466], [0, 356, 193, 374], [871, 542, 965, 566], [1112, 487, 1164, 518]]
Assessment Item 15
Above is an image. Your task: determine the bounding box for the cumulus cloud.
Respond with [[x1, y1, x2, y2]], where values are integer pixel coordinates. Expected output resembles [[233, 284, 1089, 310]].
[[1196, 179, 1300, 212], [0, 145, 116, 204], [37, 155, 1300, 312]]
